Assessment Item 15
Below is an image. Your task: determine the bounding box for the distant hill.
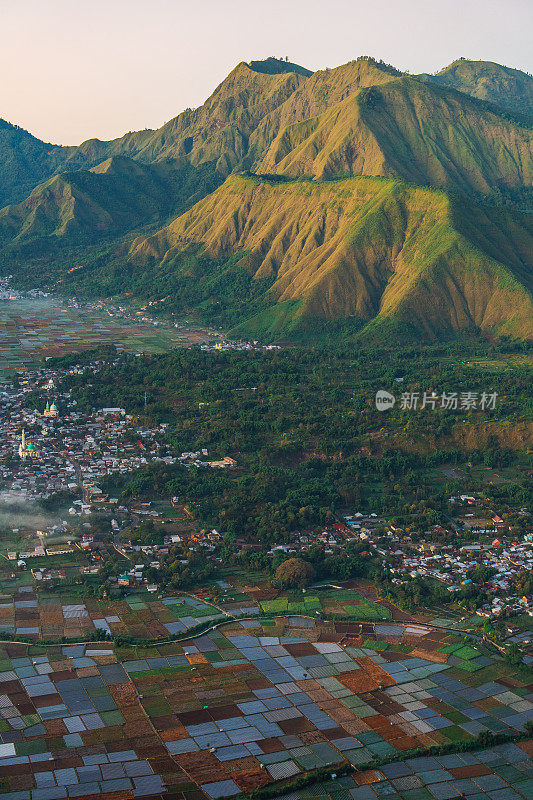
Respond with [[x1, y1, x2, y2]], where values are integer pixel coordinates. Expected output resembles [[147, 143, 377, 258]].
[[420, 59, 533, 122], [0, 156, 183, 246], [0, 120, 66, 207]]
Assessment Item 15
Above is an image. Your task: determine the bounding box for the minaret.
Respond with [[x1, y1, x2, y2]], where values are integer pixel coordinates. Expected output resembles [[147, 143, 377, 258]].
[[18, 429, 26, 459]]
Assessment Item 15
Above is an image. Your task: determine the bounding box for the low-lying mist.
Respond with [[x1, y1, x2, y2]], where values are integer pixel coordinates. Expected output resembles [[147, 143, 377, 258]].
[[0, 490, 58, 532]]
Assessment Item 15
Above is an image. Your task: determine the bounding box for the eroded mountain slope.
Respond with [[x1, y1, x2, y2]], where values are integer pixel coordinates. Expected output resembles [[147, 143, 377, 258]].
[[129, 174, 533, 339]]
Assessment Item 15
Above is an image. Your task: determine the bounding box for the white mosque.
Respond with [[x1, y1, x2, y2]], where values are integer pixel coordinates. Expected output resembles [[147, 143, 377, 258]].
[[18, 429, 36, 460]]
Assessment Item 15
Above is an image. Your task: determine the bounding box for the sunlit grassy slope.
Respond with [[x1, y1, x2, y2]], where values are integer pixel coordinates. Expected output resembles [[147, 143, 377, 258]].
[[129, 174, 533, 340]]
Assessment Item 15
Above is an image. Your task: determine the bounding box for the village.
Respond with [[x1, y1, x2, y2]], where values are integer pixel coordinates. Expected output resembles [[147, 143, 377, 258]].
[[65, 293, 281, 353], [0, 358, 531, 800], [0, 361, 531, 638], [0, 365, 238, 562]]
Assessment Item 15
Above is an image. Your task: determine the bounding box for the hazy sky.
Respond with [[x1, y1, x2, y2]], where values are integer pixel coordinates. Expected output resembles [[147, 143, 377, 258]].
[[1, 0, 531, 145]]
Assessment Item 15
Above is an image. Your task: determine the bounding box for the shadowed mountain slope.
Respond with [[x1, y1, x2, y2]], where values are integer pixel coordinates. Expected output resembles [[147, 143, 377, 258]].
[[0, 120, 67, 207], [0, 156, 181, 245]]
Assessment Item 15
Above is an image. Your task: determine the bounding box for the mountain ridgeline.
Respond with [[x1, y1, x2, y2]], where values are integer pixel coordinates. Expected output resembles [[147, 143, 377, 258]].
[[1, 56, 532, 342]]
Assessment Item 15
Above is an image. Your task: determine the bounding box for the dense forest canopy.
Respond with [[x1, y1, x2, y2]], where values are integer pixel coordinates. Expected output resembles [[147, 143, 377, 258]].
[[46, 341, 532, 546]]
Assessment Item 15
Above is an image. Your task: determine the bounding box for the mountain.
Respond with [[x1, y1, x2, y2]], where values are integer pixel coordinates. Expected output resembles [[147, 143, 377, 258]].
[[0, 156, 183, 247], [0, 120, 66, 207], [125, 174, 533, 340], [246, 58, 401, 166], [420, 59, 533, 122], [2, 57, 531, 209], [257, 76, 533, 196], [61, 60, 312, 176], [1, 55, 533, 343], [0, 58, 312, 209]]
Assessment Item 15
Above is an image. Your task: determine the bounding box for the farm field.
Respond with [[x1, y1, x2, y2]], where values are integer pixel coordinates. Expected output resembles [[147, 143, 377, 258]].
[[0, 296, 218, 371], [0, 582, 223, 640], [0, 617, 531, 799], [269, 741, 533, 800], [0, 573, 523, 643], [260, 590, 391, 621]]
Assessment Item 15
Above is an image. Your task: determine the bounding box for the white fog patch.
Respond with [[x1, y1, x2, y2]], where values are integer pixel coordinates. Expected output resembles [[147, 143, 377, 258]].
[[0, 490, 56, 531]]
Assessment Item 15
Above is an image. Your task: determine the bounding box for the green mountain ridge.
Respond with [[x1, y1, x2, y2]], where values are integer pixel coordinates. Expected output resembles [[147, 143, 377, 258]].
[[247, 57, 313, 76], [245, 59, 401, 167], [0, 156, 190, 247], [0, 119, 66, 207]]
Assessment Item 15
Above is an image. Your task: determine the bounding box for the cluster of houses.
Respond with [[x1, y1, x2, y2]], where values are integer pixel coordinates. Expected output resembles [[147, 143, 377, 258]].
[[0, 370, 145, 495], [176, 452, 238, 469], [0, 368, 238, 513], [0, 277, 48, 301], [476, 594, 533, 619], [255, 497, 532, 623], [200, 340, 281, 353], [0, 368, 221, 568], [265, 513, 387, 556], [385, 537, 532, 597]]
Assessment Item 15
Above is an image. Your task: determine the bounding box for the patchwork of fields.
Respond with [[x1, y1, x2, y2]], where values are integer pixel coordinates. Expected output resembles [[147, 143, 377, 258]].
[[0, 617, 531, 799], [0, 581, 403, 641], [270, 742, 533, 800], [0, 585, 222, 640], [0, 297, 217, 370]]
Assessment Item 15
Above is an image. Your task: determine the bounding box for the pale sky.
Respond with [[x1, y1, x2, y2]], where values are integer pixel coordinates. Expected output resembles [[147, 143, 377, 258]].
[[1, 0, 531, 146]]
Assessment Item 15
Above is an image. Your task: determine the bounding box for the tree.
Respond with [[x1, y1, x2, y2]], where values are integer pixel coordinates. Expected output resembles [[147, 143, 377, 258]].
[[274, 558, 316, 589], [504, 643, 523, 667], [477, 731, 496, 747], [468, 564, 496, 584]]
